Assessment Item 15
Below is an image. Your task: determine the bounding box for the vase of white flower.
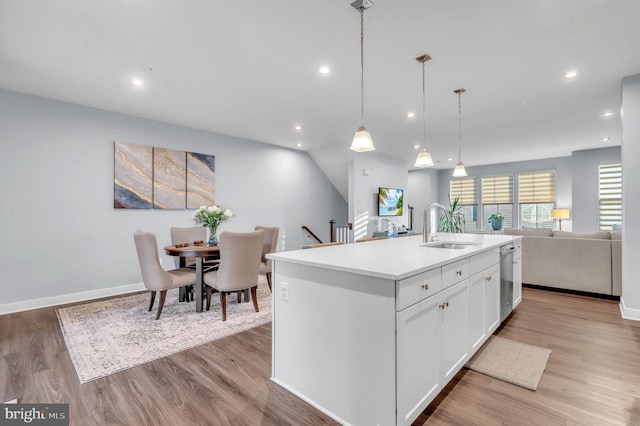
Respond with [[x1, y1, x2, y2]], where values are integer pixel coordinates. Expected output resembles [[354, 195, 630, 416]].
[[192, 205, 234, 246]]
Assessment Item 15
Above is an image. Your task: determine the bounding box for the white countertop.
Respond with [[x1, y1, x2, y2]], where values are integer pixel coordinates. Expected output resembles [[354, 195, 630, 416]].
[[268, 232, 521, 280]]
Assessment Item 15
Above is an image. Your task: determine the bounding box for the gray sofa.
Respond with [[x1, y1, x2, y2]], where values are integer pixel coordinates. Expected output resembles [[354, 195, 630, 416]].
[[504, 228, 621, 296]]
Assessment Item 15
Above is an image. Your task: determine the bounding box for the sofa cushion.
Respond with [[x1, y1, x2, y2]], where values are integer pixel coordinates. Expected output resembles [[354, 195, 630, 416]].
[[504, 228, 553, 237], [552, 230, 611, 240], [611, 231, 622, 241]]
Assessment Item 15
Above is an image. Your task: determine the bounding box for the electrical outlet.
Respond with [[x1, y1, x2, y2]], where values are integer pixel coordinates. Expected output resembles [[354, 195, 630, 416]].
[[280, 282, 289, 302]]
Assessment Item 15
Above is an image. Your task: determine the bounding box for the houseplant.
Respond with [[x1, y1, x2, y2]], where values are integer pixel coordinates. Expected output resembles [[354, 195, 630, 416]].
[[439, 196, 465, 233], [193, 205, 234, 245], [488, 212, 504, 231]]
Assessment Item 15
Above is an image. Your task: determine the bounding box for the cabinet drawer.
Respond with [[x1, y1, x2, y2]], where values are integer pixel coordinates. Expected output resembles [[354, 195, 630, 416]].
[[442, 259, 469, 289], [469, 249, 499, 276], [397, 268, 442, 311]]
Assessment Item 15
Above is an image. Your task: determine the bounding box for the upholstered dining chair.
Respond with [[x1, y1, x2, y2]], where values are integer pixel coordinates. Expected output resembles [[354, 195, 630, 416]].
[[171, 226, 220, 302], [203, 230, 264, 321], [254, 225, 279, 292], [134, 231, 197, 320]]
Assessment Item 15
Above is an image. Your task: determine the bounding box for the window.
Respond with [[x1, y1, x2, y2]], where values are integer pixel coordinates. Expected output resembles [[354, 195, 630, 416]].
[[482, 174, 513, 229], [518, 170, 556, 229], [599, 163, 622, 231], [450, 177, 478, 230]]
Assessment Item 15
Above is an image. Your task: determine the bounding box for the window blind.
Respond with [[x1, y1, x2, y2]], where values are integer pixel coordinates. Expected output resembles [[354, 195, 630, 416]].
[[450, 177, 477, 205], [518, 170, 556, 203], [482, 175, 513, 204], [599, 163, 622, 230]]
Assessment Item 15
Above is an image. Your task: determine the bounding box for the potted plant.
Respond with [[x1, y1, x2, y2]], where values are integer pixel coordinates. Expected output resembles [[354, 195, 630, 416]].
[[439, 195, 465, 233], [488, 212, 505, 231]]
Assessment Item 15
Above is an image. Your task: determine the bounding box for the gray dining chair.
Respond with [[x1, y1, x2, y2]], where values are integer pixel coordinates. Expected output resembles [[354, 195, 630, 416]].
[[255, 225, 279, 292], [204, 230, 264, 321], [134, 231, 197, 320], [171, 226, 220, 302]]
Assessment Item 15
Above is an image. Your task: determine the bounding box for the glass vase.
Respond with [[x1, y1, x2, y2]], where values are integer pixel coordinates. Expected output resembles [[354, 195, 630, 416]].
[[208, 227, 218, 246]]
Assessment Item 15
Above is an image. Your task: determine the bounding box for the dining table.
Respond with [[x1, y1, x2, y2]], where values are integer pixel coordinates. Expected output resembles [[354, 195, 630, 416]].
[[164, 243, 220, 312]]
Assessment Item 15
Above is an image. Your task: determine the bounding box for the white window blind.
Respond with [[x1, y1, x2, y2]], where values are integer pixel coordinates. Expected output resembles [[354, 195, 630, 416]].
[[599, 163, 622, 230], [482, 175, 513, 204], [450, 177, 477, 205], [518, 170, 556, 203]]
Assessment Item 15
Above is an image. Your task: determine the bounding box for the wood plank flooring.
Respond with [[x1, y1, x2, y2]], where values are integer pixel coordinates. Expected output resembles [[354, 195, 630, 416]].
[[2, 288, 639, 425]]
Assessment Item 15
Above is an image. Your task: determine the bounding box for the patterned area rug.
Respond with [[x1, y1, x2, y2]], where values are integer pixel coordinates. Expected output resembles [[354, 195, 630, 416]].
[[56, 276, 272, 384]]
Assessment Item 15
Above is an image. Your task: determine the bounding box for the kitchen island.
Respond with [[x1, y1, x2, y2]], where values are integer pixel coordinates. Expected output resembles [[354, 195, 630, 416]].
[[267, 232, 521, 426]]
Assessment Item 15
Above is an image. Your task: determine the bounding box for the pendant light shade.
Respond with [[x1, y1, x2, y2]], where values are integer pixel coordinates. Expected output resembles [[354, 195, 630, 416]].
[[415, 148, 434, 167], [414, 53, 434, 168], [350, 0, 375, 152], [352, 126, 374, 152], [453, 161, 467, 177], [452, 88, 467, 177]]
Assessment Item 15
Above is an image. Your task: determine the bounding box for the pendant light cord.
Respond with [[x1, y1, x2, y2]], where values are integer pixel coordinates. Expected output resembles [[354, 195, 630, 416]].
[[360, 9, 365, 128], [457, 91, 462, 162], [422, 61, 426, 148]]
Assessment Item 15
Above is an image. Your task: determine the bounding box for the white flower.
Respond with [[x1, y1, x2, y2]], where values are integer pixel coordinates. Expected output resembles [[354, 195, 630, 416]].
[[224, 209, 233, 218], [212, 205, 221, 213]]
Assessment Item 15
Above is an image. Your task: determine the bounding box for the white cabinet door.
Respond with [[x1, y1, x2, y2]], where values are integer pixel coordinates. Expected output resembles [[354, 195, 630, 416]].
[[468, 271, 486, 352], [396, 294, 442, 426], [441, 279, 470, 383], [513, 251, 522, 308], [484, 264, 500, 335]]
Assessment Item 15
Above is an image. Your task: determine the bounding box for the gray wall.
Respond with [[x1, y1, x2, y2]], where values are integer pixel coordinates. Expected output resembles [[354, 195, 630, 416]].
[[349, 152, 408, 240], [406, 168, 440, 233], [571, 147, 622, 232], [622, 74, 640, 319], [0, 89, 347, 307]]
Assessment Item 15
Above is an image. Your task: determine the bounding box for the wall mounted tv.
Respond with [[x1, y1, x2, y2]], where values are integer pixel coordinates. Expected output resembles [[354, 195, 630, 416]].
[[378, 187, 403, 216]]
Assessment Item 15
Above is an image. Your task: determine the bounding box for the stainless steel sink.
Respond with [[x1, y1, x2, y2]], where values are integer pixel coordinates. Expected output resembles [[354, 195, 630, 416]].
[[422, 241, 478, 249]]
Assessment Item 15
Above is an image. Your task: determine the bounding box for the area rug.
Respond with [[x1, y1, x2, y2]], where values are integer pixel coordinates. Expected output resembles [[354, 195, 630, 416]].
[[56, 276, 272, 384], [465, 336, 551, 391]]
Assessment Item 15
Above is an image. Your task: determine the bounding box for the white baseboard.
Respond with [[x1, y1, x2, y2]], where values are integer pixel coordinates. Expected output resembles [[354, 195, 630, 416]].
[[619, 297, 640, 321], [0, 282, 146, 316]]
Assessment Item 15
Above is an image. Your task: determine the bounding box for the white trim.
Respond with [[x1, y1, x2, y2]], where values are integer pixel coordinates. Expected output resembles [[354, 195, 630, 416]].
[[619, 297, 640, 321], [270, 378, 351, 426], [0, 282, 146, 316]]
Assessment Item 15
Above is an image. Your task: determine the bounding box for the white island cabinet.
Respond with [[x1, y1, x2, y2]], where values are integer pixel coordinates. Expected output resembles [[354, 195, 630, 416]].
[[268, 233, 521, 426]]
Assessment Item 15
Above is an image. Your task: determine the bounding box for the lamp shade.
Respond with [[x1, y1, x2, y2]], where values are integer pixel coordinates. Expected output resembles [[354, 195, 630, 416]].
[[551, 209, 571, 219], [350, 126, 375, 152], [452, 161, 467, 177], [414, 148, 434, 167]]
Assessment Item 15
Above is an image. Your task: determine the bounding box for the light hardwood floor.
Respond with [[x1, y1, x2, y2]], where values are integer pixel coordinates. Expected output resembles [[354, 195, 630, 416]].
[[1, 288, 639, 425]]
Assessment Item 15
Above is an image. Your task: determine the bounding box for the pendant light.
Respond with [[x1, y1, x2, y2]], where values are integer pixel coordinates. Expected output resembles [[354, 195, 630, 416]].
[[350, 0, 375, 152], [452, 88, 467, 177], [414, 54, 434, 167]]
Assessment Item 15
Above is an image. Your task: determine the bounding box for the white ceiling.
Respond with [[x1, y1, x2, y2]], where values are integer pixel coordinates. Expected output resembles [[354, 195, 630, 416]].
[[2, 0, 638, 198]]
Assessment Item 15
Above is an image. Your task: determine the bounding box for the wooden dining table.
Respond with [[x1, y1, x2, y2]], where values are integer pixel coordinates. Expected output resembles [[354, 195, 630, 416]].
[[164, 243, 220, 312]]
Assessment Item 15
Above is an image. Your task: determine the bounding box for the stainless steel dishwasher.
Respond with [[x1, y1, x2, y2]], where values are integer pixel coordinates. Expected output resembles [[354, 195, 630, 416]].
[[500, 243, 519, 322]]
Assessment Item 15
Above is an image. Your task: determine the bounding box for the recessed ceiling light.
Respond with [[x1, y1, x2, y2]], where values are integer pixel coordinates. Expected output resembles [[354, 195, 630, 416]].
[[131, 79, 143, 87], [296, 143, 303, 148], [295, 125, 303, 131], [447, 157, 453, 161], [318, 66, 330, 74], [601, 137, 611, 142], [602, 111, 614, 117], [413, 145, 420, 149], [522, 100, 530, 106], [407, 112, 416, 118], [564, 71, 578, 79]]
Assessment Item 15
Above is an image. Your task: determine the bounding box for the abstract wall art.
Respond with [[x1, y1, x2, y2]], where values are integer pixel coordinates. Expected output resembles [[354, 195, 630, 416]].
[[114, 141, 216, 210]]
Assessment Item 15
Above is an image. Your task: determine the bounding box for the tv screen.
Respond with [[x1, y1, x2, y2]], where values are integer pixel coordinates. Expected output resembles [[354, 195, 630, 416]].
[[378, 187, 403, 216]]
